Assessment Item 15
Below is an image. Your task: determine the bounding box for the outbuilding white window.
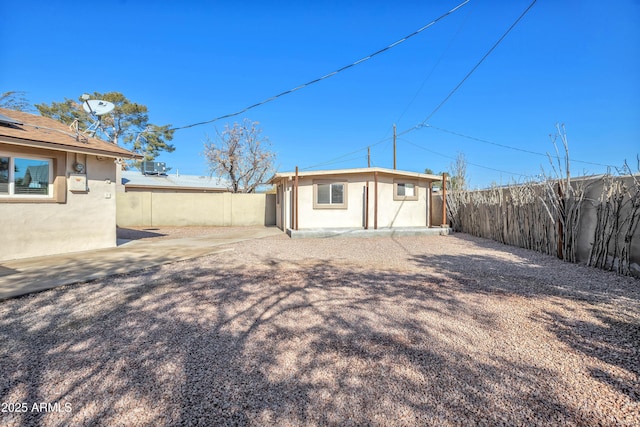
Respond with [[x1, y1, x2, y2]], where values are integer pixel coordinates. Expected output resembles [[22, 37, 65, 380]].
[[0, 155, 53, 197], [313, 181, 347, 209], [393, 180, 419, 201]]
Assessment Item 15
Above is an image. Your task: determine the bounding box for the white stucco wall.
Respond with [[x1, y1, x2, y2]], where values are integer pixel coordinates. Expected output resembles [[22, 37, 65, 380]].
[[0, 147, 119, 261], [375, 175, 428, 228], [296, 177, 365, 229]]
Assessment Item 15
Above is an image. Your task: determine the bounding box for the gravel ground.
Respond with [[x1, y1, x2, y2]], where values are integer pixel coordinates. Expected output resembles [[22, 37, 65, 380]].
[[1, 230, 638, 426]]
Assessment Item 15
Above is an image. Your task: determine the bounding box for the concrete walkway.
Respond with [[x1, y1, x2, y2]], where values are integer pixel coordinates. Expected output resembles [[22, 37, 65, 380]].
[[287, 226, 451, 239], [0, 227, 282, 301]]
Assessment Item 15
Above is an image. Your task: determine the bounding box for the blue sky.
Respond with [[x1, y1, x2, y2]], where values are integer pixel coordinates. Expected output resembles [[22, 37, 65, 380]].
[[1, 0, 638, 188]]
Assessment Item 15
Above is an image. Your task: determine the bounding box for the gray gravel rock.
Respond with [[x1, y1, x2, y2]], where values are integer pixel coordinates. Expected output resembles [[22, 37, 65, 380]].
[[1, 231, 638, 426]]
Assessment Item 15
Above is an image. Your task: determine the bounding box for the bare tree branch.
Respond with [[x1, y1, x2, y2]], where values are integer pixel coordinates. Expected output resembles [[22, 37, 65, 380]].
[[203, 119, 276, 193]]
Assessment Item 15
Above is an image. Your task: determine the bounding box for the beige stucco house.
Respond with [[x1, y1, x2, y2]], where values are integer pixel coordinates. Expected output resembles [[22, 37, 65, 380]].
[[269, 167, 446, 236], [0, 108, 139, 261]]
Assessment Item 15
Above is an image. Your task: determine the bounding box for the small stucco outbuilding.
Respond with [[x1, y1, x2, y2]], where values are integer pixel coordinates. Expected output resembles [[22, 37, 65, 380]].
[[269, 167, 446, 236], [0, 108, 139, 261]]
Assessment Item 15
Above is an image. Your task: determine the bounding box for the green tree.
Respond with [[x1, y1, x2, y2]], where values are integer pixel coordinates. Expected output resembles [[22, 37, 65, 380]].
[[425, 168, 446, 190], [132, 124, 176, 162], [35, 98, 85, 125], [36, 92, 175, 161], [0, 91, 34, 112], [203, 119, 276, 193]]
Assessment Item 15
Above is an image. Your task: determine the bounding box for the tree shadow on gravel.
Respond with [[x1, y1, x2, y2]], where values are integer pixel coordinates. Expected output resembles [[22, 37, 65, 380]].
[[409, 234, 640, 410], [410, 253, 638, 305], [0, 250, 622, 426], [538, 309, 640, 402]]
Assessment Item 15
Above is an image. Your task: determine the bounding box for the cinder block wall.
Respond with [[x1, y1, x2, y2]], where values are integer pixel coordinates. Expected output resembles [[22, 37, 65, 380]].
[[116, 192, 276, 227]]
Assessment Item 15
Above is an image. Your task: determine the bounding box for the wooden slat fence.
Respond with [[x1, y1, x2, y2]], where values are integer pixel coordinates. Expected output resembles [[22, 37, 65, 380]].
[[445, 173, 640, 277]]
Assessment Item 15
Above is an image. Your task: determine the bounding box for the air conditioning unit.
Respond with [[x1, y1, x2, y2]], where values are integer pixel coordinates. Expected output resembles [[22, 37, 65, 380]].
[[142, 161, 166, 175]]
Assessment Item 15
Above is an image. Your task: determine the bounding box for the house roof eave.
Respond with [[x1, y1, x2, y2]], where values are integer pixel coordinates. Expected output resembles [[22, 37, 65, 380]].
[[269, 167, 444, 183], [0, 108, 140, 159], [0, 136, 142, 159]]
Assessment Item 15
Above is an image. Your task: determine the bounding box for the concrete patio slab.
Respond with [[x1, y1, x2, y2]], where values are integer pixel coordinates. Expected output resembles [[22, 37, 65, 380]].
[[0, 226, 282, 300], [287, 226, 451, 239]]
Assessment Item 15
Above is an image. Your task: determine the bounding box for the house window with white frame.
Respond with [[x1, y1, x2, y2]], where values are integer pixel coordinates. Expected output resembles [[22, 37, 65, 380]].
[[393, 180, 418, 201], [313, 181, 347, 209], [0, 155, 53, 197]]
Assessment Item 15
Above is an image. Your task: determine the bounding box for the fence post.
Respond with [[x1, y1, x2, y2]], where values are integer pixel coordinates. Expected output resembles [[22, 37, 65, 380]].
[[442, 172, 448, 227], [374, 171, 378, 230], [365, 181, 369, 229], [557, 182, 564, 259], [294, 166, 299, 230]]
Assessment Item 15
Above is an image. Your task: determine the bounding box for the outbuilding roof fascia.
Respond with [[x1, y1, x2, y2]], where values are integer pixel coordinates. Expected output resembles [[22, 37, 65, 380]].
[[268, 167, 444, 183]]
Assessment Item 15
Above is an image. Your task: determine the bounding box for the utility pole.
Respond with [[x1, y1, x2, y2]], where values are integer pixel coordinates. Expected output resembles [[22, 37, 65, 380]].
[[393, 124, 397, 170], [368, 146, 370, 168]]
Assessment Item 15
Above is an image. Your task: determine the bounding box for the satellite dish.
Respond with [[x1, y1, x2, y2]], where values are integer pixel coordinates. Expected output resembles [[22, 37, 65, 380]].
[[83, 99, 115, 116]]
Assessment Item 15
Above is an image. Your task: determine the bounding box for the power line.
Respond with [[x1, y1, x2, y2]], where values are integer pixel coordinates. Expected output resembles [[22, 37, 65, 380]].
[[423, 124, 616, 168], [274, 0, 608, 179], [169, 0, 470, 132], [299, 134, 399, 171], [295, 0, 545, 179], [391, 3, 474, 132], [301, 144, 374, 170], [302, 153, 369, 170], [398, 0, 537, 138], [401, 138, 536, 178]]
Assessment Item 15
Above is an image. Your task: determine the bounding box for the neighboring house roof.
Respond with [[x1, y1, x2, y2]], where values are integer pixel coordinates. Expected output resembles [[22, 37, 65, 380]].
[[0, 108, 140, 159], [24, 165, 49, 185], [121, 170, 230, 191], [269, 167, 443, 183]]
